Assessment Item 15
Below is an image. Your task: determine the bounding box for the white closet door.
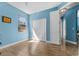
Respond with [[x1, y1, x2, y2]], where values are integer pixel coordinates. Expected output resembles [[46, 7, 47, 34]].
[[32, 18, 46, 41], [50, 11, 60, 44]]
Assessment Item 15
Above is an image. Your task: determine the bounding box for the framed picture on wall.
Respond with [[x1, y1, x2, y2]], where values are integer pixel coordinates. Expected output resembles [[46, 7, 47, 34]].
[[18, 17, 26, 32], [2, 16, 11, 23]]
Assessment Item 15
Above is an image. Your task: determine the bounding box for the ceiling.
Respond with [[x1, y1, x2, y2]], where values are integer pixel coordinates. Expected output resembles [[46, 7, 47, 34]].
[[7, 2, 61, 14]]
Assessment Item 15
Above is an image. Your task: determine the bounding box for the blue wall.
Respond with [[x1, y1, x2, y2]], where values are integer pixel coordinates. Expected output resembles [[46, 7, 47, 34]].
[[0, 3, 29, 47], [30, 2, 67, 41], [0, 2, 68, 47], [64, 5, 79, 42]]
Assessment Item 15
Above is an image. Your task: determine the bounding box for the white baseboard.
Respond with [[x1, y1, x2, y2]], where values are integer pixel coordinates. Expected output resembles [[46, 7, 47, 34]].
[[46, 41, 61, 45], [46, 40, 77, 45], [66, 40, 77, 44], [46, 41, 53, 43], [0, 39, 76, 49], [0, 39, 29, 49]]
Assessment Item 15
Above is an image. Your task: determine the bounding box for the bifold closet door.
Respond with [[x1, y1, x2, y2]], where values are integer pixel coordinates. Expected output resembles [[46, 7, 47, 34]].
[[32, 18, 46, 41], [50, 11, 60, 44]]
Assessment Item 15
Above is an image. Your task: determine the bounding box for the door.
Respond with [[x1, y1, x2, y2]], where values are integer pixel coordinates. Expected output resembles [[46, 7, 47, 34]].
[[32, 18, 46, 42], [50, 11, 60, 44]]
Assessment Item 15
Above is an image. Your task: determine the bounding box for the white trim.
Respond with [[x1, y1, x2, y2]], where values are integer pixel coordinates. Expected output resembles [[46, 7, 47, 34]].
[[59, 3, 73, 10], [47, 40, 77, 45], [46, 41, 53, 43], [0, 39, 29, 49], [46, 41, 61, 45], [66, 40, 77, 45], [50, 10, 61, 45], [59, 3, 79, 12]]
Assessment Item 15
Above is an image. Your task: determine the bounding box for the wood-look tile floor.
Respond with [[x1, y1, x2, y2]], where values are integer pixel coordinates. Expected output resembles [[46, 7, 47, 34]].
[[0, 40, 78, 56]]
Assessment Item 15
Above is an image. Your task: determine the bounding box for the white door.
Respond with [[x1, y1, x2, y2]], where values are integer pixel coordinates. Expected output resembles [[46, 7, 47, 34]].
[[50, 11, 60, 44], [32, 18, 46, 42]]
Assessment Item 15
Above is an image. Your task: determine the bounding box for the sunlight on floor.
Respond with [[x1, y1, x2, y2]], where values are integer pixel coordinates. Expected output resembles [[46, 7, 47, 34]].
[[29, 28, 40, 42], [28, 28, 40, 54]]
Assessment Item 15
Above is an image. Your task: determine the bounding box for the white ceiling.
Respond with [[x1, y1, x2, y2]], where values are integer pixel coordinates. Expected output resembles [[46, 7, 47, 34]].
[[7, 2, 61, 14]]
